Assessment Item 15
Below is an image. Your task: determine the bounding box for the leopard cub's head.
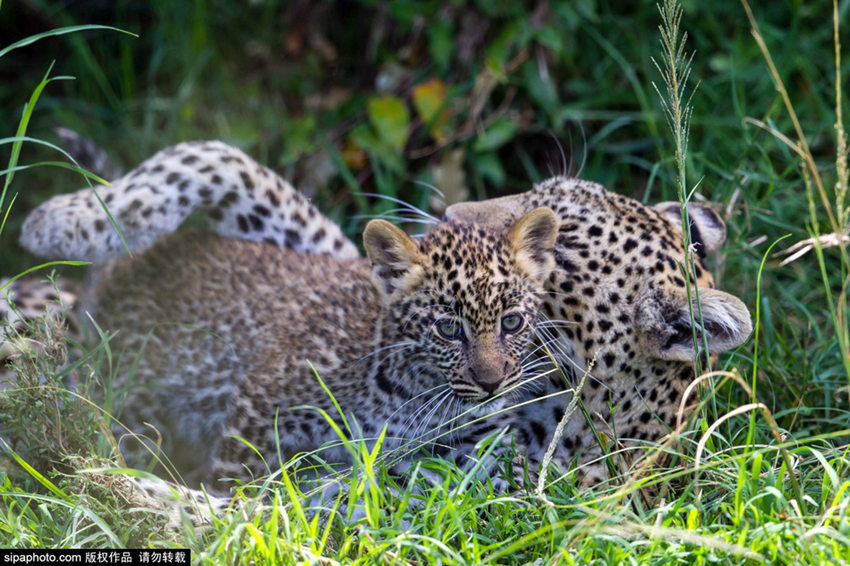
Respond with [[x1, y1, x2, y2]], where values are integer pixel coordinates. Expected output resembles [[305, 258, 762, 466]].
[[363, 208, 557, 406]]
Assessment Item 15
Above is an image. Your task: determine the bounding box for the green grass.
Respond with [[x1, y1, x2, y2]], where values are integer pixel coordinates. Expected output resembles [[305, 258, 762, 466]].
[[2, 0, 850, 563]]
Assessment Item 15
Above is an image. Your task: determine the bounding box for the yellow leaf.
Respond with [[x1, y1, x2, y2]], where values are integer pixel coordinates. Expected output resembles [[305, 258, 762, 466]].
[[367, 95, 410, 151], [412, 79, 450, 142]]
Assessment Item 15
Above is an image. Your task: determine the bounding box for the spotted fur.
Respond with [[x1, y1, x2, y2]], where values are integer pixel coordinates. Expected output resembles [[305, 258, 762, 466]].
[[87, 208, 556, 487], [20, 140, 358, 263], [0, 277, 78, 387], [446, 177, 752, 482]]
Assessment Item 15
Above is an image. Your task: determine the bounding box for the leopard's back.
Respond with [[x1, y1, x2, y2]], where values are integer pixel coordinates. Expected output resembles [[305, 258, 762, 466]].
[[93, 232, 379, 482]]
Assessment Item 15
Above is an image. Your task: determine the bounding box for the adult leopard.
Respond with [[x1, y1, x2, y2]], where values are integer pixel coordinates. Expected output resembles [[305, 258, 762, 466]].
[[446, 179, 751, 482]]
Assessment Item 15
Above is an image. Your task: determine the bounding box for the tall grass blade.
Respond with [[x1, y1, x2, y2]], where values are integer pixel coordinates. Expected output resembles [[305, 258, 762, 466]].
[[0, 25, 136, 59], [651, 0, 712, 370], [1, 441, 72, 503], [0, 64, 69, 218]]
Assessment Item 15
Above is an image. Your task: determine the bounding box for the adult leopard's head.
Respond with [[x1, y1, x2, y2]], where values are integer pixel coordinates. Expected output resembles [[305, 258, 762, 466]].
[[445, 177, 752, 439], [362, 208, 557, 408]]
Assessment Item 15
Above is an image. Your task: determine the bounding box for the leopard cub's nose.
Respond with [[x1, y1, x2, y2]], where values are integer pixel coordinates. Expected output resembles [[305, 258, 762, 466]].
[[469, 365, 504, 395]]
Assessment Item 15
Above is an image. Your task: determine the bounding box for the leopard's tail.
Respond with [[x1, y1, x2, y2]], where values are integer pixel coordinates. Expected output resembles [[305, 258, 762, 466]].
[[20, 140, 359, 262], [53, 127, 123, 182]]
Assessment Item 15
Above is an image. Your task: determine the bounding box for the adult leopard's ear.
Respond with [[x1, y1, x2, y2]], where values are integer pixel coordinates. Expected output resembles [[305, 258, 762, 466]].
[[506, 207, 558, 281], [637, 287, 752, 362], [363, 219, 425, 298], [654, 201, 726, 258]]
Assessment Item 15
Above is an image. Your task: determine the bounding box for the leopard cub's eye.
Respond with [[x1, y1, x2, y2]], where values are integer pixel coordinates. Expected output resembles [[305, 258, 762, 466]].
[[436, 317, 463, 340], [501, 313, 524, 333]]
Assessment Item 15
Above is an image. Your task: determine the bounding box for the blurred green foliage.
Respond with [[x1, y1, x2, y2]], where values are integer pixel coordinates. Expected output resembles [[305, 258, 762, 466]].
[[0, 2, 841, 221], [1, 0, 849, 429]]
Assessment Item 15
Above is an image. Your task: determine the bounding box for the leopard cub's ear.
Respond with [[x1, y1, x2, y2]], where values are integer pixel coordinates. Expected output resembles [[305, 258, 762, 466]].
[[654, 201, 726, 257], [363, 219, 425, 298], [506, 207, 558, 281]]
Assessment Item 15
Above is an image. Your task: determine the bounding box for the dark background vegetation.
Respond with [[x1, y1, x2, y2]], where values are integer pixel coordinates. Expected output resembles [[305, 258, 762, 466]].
[[1, 1, 848, 435]]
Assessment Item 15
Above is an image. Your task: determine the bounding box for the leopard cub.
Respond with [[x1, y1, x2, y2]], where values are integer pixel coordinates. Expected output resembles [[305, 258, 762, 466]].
[[91, 207, 557, 487]]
